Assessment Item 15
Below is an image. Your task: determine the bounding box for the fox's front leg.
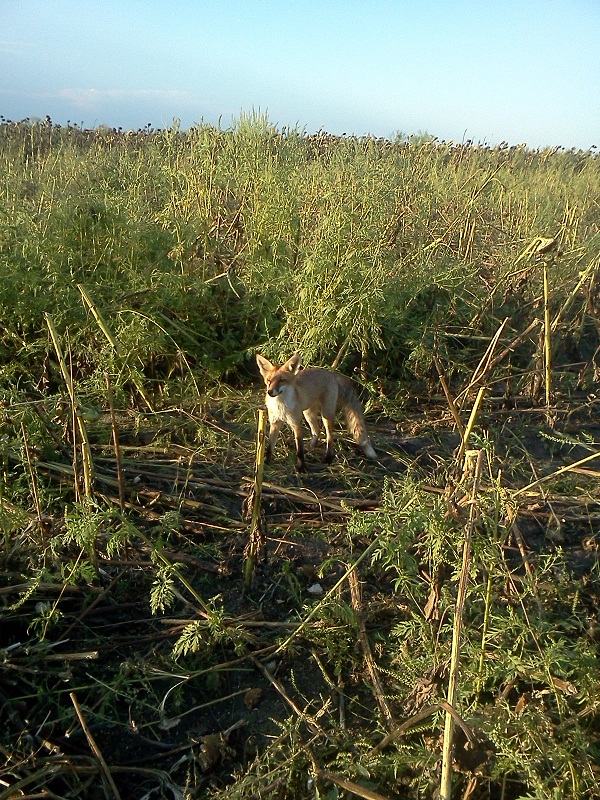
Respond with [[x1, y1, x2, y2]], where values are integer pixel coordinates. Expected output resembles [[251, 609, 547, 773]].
[[289, 419, 307, 472], [265, 418, 283, 463]]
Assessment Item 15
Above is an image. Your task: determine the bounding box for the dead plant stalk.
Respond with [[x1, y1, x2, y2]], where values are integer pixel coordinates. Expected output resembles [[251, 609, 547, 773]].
[[244, 408, 267, 590], [105, 373, 125, 512], [455, 387, 486, 469], [70, 692, 122, 800], [543, 262, 552, 416], [44, 312, 94, 498], [440, 449, 485, 800], [348, 569, 395, 730]]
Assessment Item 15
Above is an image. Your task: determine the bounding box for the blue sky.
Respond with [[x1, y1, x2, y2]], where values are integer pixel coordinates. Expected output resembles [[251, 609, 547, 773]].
[[1, 0, 598, 148]]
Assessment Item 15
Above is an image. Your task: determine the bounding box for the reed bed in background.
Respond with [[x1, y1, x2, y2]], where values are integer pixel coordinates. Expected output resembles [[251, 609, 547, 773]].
[[0, 113, 598, 395], [1, 115, 600, 799]]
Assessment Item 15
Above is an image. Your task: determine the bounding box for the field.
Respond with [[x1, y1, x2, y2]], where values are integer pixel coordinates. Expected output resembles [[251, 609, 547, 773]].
[[1, 113, 600, 799]]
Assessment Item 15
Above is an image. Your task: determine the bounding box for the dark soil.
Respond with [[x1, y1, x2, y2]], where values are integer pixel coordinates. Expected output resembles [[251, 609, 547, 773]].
[[2, 394, 600, 798]]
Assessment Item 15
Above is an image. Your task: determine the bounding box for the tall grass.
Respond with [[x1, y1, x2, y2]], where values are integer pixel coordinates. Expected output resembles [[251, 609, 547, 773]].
[[0, 114, 598, 405], [2, 115, 600, 800]]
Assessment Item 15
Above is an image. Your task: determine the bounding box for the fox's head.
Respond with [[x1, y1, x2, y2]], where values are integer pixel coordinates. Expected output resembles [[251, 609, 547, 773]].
[[256, 353, 301, 397]]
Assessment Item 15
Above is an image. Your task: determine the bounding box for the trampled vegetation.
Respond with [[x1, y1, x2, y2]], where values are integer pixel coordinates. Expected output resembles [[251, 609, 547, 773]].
[[1, 114, 600, 799]]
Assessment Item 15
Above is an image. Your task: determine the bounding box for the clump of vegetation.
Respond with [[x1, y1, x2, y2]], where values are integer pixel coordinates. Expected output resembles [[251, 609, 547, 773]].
[[1, 113, 599, 392], [1, 115, 599, 799]]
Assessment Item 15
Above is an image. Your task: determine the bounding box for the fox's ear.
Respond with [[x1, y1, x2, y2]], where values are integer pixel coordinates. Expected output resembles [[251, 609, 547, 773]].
[[283, 353, 302, 374], [256, 354, 274, 377]]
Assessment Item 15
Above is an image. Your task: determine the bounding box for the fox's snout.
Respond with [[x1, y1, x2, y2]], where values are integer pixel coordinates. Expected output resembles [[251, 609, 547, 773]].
[[267, 381, 288, 397]]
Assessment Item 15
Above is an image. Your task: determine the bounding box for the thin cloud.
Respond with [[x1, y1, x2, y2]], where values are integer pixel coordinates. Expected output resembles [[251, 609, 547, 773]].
[[57, 88, 194, 111], [0, 86, 197, 110]]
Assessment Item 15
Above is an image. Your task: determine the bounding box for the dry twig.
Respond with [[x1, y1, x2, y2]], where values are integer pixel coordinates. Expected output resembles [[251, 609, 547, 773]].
[[347, 569, 395, 730], [70, 692, 122, 800]]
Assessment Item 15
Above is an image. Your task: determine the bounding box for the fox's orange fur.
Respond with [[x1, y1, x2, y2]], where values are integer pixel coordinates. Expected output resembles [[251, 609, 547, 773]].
[[256, 353, 377, 471]]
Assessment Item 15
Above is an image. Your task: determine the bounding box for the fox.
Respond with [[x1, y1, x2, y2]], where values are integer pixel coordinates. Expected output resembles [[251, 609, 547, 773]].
[[256, 353, 377, 471]]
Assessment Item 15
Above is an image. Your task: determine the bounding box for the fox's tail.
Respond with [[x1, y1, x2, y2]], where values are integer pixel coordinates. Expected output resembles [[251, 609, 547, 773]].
[[337, 376, 377, 460]]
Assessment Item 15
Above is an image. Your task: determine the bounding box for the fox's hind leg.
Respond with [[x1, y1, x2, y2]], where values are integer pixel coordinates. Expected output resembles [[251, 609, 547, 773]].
[[322, 416, 336, 463], [303, 408, 321, 449]]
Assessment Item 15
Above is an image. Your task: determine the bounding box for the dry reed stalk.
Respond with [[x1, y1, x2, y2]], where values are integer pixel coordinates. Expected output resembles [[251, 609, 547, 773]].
[[307, 755, 393, 800], [347, 569, 395, 731], [514, 235, 558, 267], [551, 255, 599, 331], [475, 570, 494, 698], [70, 351, 81, 502], [134, 527, 212, 616], [20, 421, 42, 524], [33, 458, 246, 528], [433, 350, 465, 437], [442, 320, 508, 480], [70, 692, 123, 800], [78, 284, 154, 411], [513, 448, 600, 498], [456, 317, 508, 407], [244, 409, 267, 590], [482, 318, 540, 375], [105, 373, 125, 513], [44, 312, 94, 498], [260, 480, 373, 511], [513, 237, 558, 417], [440, 449, 485, 800], [454, 386, 486, 469], [331, 334, 351, 369], [370, 700, 478, 756], [250, 655, 327, 736], [274, 507, 416, 655], [78, 284, 123, 355], [543, 261, 553, 419]]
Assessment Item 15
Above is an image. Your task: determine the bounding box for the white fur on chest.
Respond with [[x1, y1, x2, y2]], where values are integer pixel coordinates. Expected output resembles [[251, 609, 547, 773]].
[[265, 385, 299, 422]]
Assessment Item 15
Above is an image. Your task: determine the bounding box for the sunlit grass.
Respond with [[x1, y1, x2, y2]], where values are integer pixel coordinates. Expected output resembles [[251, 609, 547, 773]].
[[1, 114, 600, 799]]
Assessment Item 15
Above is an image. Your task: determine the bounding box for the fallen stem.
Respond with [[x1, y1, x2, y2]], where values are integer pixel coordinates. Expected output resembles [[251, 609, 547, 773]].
[[440, 449, 484, 800], [70, 692, 122, 800]]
